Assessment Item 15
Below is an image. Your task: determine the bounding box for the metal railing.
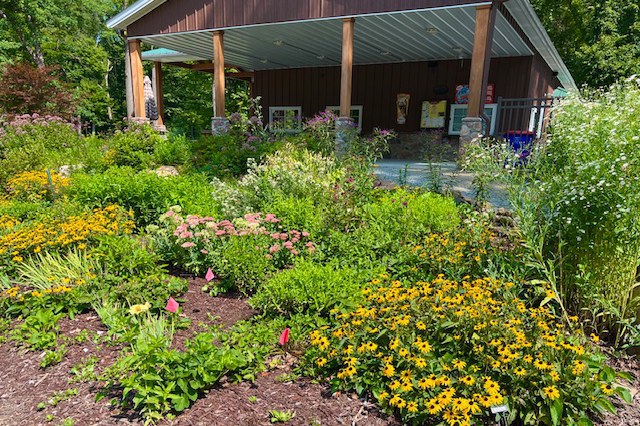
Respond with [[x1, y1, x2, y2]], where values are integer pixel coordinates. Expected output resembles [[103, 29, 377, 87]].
[[493, 97, 558, 138]]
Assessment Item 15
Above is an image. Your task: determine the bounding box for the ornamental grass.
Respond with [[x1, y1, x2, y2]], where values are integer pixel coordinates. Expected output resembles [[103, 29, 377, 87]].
[[307, 275, 627, 426]]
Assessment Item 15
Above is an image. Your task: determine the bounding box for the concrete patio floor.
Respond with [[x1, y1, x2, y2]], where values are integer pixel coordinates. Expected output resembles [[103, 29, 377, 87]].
[[374, 160, 510, 209]]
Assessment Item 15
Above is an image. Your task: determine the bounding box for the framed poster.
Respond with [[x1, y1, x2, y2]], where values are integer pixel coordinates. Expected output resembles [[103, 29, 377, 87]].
[[455, 84, 495, 104], [420, 100, 447, 129]]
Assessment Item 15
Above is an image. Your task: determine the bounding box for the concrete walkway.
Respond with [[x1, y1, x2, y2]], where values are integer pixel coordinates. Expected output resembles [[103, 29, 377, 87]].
[[374, 160, 510, 209]]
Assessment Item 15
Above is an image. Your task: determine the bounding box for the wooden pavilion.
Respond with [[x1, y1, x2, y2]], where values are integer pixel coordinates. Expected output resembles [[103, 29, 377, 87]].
[[107, 0, 575, 144]]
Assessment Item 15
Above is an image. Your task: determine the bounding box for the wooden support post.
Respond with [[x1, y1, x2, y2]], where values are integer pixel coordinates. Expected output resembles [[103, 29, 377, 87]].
[[213, 30, 226, 118], [467, 4, 497, 118], [128, 39, 145, 119], [152, 62, 164, 126], [340, 18, 355, 118]]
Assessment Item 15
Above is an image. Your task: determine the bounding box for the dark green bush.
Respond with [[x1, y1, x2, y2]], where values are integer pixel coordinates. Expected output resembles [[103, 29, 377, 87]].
[[250, 260, 373, 317], [192, 134, 282, 178], [92, 235, 164, 278], [102, 123, 163, 170], [153, 134, 192, 166], [66, 167, 221, 227]]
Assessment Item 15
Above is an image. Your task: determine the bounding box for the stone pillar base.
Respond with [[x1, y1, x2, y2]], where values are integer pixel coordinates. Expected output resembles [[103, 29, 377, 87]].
[[459, 117, 484, 157], [211, 117, 230, 135], [335, 117, 355, 158], [129, 117, 150, 125]]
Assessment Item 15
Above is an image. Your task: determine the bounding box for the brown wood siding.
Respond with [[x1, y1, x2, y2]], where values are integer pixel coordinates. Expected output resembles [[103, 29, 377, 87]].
[[128, 0, 485, 37], [254, 56, 532, 133], [528, 52, 560, 98]]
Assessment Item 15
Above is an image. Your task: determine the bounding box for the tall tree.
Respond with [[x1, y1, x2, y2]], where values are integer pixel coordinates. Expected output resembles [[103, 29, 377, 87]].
[[531, 0, 640, 87]]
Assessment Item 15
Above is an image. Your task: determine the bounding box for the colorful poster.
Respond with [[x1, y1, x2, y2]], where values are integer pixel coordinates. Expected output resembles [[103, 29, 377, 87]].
[[421, 100, 447, 129], [455, 84, 495, 104], [396, 93, 410, 125]]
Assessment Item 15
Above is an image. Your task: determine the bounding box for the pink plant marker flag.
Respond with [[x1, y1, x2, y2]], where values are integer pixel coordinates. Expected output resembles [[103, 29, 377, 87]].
[[205, 268, 215, 282], [165, 297, 179, 313], [279, 328, 290, 346]]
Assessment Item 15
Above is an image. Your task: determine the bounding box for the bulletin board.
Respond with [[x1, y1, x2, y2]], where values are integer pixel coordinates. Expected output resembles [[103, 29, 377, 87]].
[[420, 100, 447, 129]]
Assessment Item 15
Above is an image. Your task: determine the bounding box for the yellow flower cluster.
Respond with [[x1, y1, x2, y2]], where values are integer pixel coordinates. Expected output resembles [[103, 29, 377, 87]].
[[0, 214, 19, 231], [0, 205, 134, 261], [6, 170, 69, 200], [310, 275, 617, 425]]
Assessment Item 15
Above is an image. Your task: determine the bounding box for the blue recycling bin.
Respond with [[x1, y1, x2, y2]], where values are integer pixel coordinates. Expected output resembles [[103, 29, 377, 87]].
[[504, 131, 535, 152]]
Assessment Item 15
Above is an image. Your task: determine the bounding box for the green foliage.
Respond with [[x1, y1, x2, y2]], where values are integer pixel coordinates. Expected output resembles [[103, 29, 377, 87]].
[[91, 235, 163, 278], [153, 134, 192, 166], [0, 115, 82, 183], [16, 248, 102, 291], [102, 330, 249, 424], [250, 260, 371, 317], [269, 409, 296, 423], [67, 167, 221, 227], [463, 79, 640, 349], [102, 123, 163, 170], [531, 0, 640, 87], [10, 308, 62, 350], [92, 274, 187, 310]]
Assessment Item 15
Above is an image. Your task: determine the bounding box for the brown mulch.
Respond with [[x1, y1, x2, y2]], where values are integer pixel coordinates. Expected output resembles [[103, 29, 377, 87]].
[[0, 279, 397, 426], [0, 313, 127, 426], [595, 355, 640, 426], [169, 369, 397, 426], [172, 277, 256, 350]]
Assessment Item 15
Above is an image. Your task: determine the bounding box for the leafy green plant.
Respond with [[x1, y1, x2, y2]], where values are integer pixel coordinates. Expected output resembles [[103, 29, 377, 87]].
[[91, 235, 163, 278], [462, 78, 640, 349], [67, 167, 220, 227], [101, 331, 249, 424], [11, 308, 63, 350], [269, 409, 296, 423], [16, 248, 102, 291], [153, 134, 192, 166], [40, 346, 67, 368], [250, 260, 372, 317], [101, 122, 162, 170]]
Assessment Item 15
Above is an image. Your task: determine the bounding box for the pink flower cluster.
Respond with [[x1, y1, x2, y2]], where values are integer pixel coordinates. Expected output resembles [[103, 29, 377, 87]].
[[161, 209, 316, 258], [1, 113, 77, 131]]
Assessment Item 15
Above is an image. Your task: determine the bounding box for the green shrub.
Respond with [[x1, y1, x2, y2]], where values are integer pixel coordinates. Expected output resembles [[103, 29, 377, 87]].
[[0, 115, 83, 183], [261, 195, 327, 238], [211, 144, 344, 218], [67, 167, 221, 227], [153, 133, 192, 166], [92, 274, 187, 308], [307, 275, 630, 426], [150, 209, 316, 293], [360, 189, 459, 242], [92, 235, 164, 278], [102, 122, 163, 170], [463, 78, 640, 349], [250, 260, 372, 317]]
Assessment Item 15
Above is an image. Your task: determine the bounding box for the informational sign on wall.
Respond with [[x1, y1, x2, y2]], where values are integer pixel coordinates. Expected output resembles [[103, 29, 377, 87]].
[[420, 100, 447, 129], [396, 93, 410, 125], [455, 83, 495, 104]]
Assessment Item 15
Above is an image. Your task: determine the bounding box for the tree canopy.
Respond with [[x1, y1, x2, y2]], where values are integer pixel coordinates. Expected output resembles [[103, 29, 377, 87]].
[[0, 0, 638, 130]]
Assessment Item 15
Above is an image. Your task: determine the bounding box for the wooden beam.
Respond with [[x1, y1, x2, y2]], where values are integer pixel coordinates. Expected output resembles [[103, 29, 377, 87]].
[[129, 39, 145, 118], [467, 4, 497, 118], [213, 30, 226, 117], [340, 18, 355, 118], [152, 62, 164, 126]]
